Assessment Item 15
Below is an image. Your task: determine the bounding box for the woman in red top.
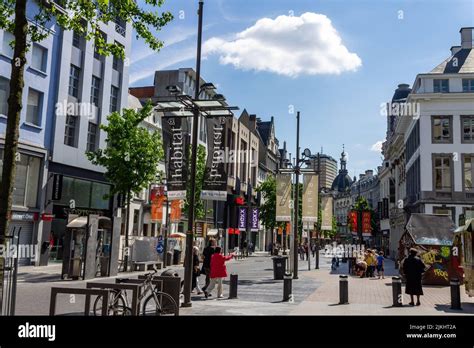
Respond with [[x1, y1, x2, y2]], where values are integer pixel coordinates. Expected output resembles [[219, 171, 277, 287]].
[[204, 247, 234, 299]]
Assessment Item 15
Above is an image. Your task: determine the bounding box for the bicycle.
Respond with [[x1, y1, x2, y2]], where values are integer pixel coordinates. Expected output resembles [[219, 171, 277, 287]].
[[92, 267, 179, 316]]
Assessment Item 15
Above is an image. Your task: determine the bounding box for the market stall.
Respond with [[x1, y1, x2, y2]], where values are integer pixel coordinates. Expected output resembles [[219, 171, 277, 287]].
[[398, 213, 462, 286], [454, 218, 473, 296]]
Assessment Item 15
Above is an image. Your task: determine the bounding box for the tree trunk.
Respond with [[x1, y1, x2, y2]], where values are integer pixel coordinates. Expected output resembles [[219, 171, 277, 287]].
[[123, 191, 131, 272], [0, 0, 28, 313]]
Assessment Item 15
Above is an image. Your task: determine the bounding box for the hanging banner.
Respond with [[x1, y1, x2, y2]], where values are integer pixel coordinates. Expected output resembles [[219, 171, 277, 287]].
[[362, 211, 372, 235], [251, 207, 259, 231], [349, 210, 358, 232], [276, 174, 292, 221], [302, 174, 318, 223], [170, 200, 182, 222], [321, 195, 333, 231], [238, 207, 247, 230], [150, 186, 165, 222], [201, 116, 227, 201], [163, 116, 188, 200]]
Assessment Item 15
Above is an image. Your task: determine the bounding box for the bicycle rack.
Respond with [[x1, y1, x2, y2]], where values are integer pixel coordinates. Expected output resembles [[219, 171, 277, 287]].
[[49, 287, 111, 316], [86, 282, 141, 315]]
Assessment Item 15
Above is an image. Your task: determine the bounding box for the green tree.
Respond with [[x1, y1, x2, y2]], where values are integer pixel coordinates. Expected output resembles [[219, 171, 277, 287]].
[[256, 175, 277, 233], [183, 144, 207, 220], [87, 103, 164, 270], [0, 0, 172, 306], [349, 196, 377, 235]]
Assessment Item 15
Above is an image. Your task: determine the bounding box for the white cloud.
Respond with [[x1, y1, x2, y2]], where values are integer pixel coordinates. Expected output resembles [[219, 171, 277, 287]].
[[370, 141, 384, 152], [203, 12, 362, 77]]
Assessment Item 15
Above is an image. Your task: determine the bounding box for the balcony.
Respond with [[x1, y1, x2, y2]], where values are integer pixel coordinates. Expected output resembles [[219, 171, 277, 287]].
[[115, 23, 126, 37]]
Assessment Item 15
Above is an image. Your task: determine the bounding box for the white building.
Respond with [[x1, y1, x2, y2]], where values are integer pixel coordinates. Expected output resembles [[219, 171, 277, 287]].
[[404, 27, 474, 224]]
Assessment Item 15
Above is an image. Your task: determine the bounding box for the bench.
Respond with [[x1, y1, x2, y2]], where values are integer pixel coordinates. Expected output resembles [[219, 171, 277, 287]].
[[132, 261, 162, 272]]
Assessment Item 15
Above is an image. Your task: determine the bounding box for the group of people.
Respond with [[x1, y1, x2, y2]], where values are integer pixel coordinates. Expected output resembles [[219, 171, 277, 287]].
[[354, 249, 385, 279], [189, 239, 236, 299]]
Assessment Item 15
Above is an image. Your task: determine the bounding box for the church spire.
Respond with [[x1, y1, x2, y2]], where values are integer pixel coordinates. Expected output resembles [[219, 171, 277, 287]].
[[340, 144, 347, 171]]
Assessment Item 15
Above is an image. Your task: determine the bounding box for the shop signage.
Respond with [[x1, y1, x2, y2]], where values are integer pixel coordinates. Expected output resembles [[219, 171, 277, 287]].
[[52, 174, 63, 201], [195, 222, 204, 237], [276, 174, 292, 221], [251, 208, 259, 231], [117, 193, 125, 208], [302, 174, 319, 223], [163, 116, 188, 200], [238, 207, 247, 230], [11, 212, 38, 221], [201, 116, 227, 201]]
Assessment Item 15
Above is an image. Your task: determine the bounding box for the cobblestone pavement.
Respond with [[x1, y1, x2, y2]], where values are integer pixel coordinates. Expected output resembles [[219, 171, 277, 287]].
[[12, 252, 474, 316]]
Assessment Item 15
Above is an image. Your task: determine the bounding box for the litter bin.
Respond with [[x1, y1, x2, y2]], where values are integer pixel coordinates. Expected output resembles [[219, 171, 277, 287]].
[[272, 256, 287, 280], [166, 252, 173, 266], [173, 250, 181, 265], [100, 256, 109, 276]]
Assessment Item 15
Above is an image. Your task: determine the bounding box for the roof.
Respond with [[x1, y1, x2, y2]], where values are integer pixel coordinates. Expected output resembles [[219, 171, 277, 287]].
[[430, 48, 474, 74], [405, 214, 456, 246], [331, 172, 352, 192], [128, 94, 143, 110]]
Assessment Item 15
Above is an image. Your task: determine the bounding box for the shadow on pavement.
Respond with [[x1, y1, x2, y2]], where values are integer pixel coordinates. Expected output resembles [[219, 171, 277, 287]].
[[434, 303, 474, 314]]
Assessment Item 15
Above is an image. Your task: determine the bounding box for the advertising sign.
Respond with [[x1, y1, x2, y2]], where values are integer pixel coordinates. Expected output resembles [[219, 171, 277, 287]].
[[201, 116, 227, 201], [238, 207, 247, 230], [302, 174, 318, 223], [150, 186, 165, 222], [276, 174, 292, 221], [362, 211, 372, 234], [170, 200, 182, 222], [320, 195, 333, 231], [251, 208, 259, 230]]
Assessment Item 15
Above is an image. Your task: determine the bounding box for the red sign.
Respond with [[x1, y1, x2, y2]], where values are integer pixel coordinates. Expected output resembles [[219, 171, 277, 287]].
[[41, 213, 54, 222], [362, 211, 372, 233], [349, 211, 358, 232], [228, 228, 240, 235], [170, 200, 182, 222], [235, 197, 244, 205], [150, 187, 165, 221]]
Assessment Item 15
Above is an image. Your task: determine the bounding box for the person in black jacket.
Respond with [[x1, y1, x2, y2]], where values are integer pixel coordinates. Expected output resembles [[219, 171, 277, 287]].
[[201, 239, 216, 293], [191, 246, 203, 294], [402, 248, 426, 306]]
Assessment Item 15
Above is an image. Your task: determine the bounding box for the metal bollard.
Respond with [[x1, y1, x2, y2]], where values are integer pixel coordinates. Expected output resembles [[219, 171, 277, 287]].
[[450, 278, 461, 310], [315, 249, 319, 269], [392, 276, 403, 307], [283, 273, 292, 302], [339, 275, 349, 304], [228, 274, 238, 299]]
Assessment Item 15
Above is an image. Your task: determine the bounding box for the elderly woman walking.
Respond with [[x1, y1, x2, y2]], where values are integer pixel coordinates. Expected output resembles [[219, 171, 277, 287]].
[[402, 248, 426, 306]]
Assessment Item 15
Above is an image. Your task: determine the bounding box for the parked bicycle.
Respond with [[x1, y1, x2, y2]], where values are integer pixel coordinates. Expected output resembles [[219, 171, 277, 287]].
[[92, 267, 178, 316]]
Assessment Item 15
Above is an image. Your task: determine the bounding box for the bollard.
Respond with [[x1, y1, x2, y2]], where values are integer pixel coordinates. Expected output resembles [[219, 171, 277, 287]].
[[315, 249, 319, 269], [283, 273, 292, 302], [228, 274, 238, 299], [392, 276, 403, 307], [339, 275, 349, 304], [450, 278, 461, 310]]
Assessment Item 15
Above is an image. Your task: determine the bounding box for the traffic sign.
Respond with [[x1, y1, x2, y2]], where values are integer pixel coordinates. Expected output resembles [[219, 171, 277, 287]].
[[156, 242, 164, 254]]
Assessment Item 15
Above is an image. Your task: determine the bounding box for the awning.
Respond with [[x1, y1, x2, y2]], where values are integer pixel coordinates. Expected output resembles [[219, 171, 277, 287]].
[[66, 216, 88, 228], [454, 218, 474, 233], [406, 213, 456, 246], [207, 229, 218, 236], [169, 232, 186, 238]]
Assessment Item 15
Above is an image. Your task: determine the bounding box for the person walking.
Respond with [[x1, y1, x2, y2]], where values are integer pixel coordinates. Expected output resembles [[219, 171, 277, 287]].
[[192, 246, 203, 294], [201, 239, 216, 293], [204, 247, 235, 299], [402, 248, 426, 306], [376, 251, 385, 279]]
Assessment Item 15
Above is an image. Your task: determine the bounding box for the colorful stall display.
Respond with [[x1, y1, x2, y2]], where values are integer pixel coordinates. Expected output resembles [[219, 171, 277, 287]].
[[398, 213, 462, 286], [454, 218, 473, 297]]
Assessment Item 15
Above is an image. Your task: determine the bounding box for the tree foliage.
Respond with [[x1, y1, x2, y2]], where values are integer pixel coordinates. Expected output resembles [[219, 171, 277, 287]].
[[256, 175, 277, 231], [86, 103, 164, 198]]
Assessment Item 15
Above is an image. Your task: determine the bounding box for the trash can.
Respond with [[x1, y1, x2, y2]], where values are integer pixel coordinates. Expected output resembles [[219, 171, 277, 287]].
[[173, 250, 181, 265], [166, 252, 173, 266], [272, 256, 287, 280], [100, 256, 109, 276]]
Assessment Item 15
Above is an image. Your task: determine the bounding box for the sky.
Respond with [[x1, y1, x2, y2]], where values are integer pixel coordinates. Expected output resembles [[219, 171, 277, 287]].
[[130, 0, 474, 177]]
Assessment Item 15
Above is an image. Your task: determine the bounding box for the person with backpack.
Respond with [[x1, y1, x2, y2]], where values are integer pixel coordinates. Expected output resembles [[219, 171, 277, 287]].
[[204, 247, 235, 299]]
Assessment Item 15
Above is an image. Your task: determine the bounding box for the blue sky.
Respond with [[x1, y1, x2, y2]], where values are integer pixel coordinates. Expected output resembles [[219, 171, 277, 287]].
[[130, 0, 474, 177]]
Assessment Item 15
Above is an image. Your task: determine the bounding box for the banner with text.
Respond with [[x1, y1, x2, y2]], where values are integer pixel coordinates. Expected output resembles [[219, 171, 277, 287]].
[[302, 174, 319, 223], [163, 116, 188, 200], [251, 207, 259, 230], [276, 174, 292, 221], [321, 195, 333, 231], [201, 116, 228, 201], [238, 207, 247, 230]]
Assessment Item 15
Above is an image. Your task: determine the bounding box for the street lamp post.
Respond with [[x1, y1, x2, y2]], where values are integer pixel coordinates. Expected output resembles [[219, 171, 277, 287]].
[[293, 111, 300, 279]]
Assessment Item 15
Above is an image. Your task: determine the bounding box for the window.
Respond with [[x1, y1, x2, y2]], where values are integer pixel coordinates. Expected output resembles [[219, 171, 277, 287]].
[[1, 31, 14, 57], [0, 150, 40, 208], [434, 155, 452, 192], [433, 206, 455, 222], [433, 79, 449, 93], [112, 42, 123, 71], [64, 115, 78, 147], [406, 119, 420, 161], [68, 65, 80, 98], [110, 85, 119, 113], [462, 79, 474, 92], [57, 176, 110, 210], [94, 31, 106, 59], [72, 30, 81, 48], [87, 122, 98, 152], [0, 77, 9, 116], [26, 89, 42, 126], [464, 155, 473, 192], [90, 76, 101, 107], [31, 44, 47, 72], [432, 116, 452, 143], [461, 116, 474, 143]]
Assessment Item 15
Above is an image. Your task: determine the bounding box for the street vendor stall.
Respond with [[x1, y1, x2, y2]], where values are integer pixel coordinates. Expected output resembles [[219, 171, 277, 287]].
[[398, 213, 462, 286], [454, 218, 473, 296]]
